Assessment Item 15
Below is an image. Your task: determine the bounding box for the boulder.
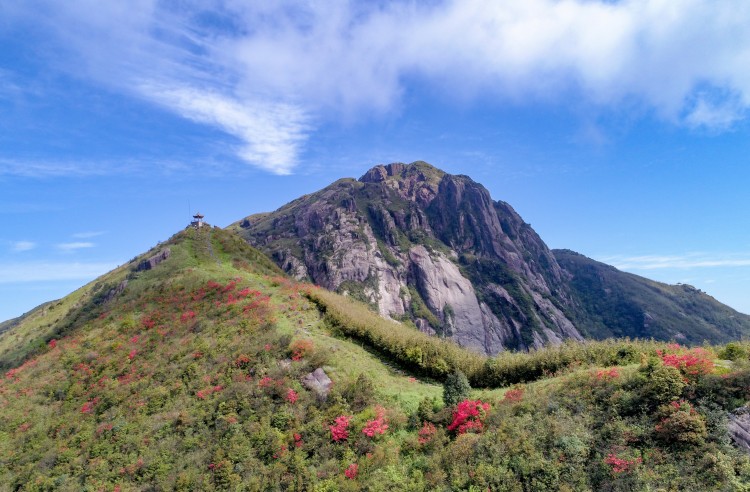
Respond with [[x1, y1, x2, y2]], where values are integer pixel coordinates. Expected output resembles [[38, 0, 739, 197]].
[[729, 407, 750, 453], [302, 368, 333, 401]]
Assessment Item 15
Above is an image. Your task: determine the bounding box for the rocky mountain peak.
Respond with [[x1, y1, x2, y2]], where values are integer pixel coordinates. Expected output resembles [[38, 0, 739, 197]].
[[359, 161, 445, 184], [234, 160, 750, 354], [236, 161, 582, 354]]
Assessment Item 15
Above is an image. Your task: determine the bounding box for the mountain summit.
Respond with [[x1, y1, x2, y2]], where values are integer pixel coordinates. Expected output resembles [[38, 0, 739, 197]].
[[234, 161, 750, 353]]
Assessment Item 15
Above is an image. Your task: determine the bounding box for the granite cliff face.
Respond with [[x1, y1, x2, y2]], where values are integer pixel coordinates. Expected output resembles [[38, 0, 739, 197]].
[[234, 161, 750, 355], [235, 162, 583, 354]]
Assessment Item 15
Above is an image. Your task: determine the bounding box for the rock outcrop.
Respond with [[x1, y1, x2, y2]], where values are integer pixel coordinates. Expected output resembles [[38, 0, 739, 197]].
[[234, 161, 750, 353], [235, 162, 583, 354], [136, 248, 171, 272], [729, 407, 750, 454], [302, 368, 334, 401]]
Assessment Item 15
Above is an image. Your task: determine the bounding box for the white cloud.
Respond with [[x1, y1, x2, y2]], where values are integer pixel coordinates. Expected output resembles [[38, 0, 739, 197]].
[[57, 242, 95, 252], [599, 253, 750, 270], [72, 231, 105, 239], [0, 159, 115, 178], [11, 241, 36, 252], [140, 85, 309, 175], [685, 95, 746, 130], [0, 261, 118, 283], [0, 157, 198, 178], [8, 0, 750, 171]]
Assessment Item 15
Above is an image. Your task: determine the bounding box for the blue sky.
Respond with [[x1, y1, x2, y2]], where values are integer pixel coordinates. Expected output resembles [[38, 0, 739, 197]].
[[2, 0, 750, 322]]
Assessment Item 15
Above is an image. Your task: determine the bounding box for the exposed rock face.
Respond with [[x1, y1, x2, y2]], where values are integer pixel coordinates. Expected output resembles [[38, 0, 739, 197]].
[[136, 248, 171, 271], [236, 162, 583, 354], [235, 160, 750, 353], [302, 368, 333, 401], [729, 407, 750, 454], [98, 280, 128, 305]]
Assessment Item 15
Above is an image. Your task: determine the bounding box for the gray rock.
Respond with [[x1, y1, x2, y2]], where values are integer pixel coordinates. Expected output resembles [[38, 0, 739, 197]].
[[302, 368, 333, 401], [238, 162, 582, 354], [136, 248, 171, 271], [729, 407, 750, 453], [97, 280, 128, 305]]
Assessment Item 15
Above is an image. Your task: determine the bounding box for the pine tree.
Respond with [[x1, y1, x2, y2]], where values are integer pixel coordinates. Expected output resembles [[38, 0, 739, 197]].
[[443, 369, 471, 406]]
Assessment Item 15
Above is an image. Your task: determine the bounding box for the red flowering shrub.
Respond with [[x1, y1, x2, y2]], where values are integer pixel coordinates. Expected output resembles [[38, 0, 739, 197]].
[[289, 339, 314, 361], [657, 345, 713, 378], [81, 398, 99, 414], [196, 385, 224, 400], [330, 415, 351, 442], [345, 463, 358, 480], [604, 453, 642, 473], [180, 310, 196, 322], [128, 349, 137, 360], [234, 354, 251, 369], [48, 339, 57, 349], [418, 422, 437, 445], [503, 387, 525, 403], [285, 388, 299, 404], [362, 407, 388, 437], [293, 433, 303, 448], [595, 368, 620, 380], [447, 399, 490, 434]]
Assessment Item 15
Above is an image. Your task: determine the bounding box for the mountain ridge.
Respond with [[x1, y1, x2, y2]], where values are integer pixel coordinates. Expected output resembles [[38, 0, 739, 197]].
[[234, 161, 750, 353], [2, 213, 749, 490]]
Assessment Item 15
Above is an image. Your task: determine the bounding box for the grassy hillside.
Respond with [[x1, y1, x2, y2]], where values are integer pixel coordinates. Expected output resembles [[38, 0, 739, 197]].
[[1, 227, 749, 490], [555, 249, 750, 344]]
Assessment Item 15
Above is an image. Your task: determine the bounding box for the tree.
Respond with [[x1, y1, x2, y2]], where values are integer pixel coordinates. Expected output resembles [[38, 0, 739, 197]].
[[443, 369, 471, 407]]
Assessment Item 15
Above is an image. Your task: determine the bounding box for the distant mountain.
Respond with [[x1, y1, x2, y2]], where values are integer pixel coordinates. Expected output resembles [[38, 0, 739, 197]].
[[554, 249, 750, 344], [233, 161, 750, 353]]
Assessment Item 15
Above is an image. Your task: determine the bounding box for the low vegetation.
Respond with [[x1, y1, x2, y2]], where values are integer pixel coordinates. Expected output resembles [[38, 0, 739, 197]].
[[0, 227, 748, 490]]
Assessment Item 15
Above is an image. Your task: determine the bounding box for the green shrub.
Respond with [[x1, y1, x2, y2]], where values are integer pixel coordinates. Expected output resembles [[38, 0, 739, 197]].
[[443, 370, 471, 407]]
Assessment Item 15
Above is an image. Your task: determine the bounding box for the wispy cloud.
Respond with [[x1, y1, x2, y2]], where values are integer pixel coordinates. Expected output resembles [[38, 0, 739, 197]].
[[0, 261, 118, 283], [140, 85, 310, 175], [57, 242, 95, 252], [0, 157, 199, 179], [599, 253, 750, 270], [8, 0, 750, 172], [11, 241, 36, 252], [72, 231, 105, 239], [0, 159, 116, 178]]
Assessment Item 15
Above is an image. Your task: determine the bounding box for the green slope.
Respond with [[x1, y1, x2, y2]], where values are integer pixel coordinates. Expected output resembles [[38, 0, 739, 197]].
[[555, 249, 750, 344], [0, 227, 748, 491]]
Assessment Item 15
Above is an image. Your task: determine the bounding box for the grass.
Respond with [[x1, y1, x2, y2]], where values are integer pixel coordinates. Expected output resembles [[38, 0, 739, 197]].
[[1, 226, 749, 491]]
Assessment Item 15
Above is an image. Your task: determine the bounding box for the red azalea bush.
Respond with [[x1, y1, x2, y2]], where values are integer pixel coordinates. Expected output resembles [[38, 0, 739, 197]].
[[657, 345, 714, 378], [362, 407, 388, 437], [595, 367, 620, 380], [447, 399, 490, 434], [418, 422, 437, 445], [344, 463, 358, 480], [503, 387, 525, 403], [604, 453, 642, 474], [285, 388, 299, 404], [289, 339, 314, 361], [330, 415, 351, 442]]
